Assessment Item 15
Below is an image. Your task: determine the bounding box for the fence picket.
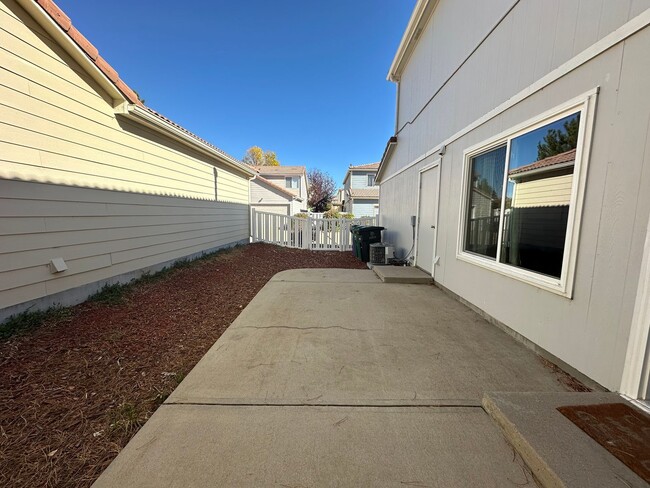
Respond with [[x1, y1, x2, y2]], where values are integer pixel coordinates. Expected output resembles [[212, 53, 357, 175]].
[[251, 210, 375, 251]]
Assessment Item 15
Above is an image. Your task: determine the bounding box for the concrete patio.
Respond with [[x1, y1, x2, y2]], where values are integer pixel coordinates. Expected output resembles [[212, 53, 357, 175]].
[[93, 269, 575, 487]]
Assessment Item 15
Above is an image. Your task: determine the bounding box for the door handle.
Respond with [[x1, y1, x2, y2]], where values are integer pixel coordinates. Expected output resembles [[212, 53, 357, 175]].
[[431, 225, 436, 229]]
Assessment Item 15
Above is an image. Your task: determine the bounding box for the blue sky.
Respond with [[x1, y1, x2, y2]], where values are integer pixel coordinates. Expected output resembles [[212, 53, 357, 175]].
[[55, 0, 416, 186]]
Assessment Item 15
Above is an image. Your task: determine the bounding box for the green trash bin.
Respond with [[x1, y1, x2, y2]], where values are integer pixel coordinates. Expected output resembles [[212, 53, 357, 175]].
[[358, 226, 385, 262], [350, 225, 362, 259]]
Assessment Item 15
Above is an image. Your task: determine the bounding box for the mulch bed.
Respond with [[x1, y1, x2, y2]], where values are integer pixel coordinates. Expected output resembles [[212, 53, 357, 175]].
[[0, 243, 366, 487], [557, 402, 650, 483]]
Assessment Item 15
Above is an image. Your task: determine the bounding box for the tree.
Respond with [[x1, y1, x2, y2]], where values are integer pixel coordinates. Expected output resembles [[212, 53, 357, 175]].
[[263, 150, 280, 166], [242, 146, 280, 166], [536, 115, 580, 160], [308, 169, 336, 212]]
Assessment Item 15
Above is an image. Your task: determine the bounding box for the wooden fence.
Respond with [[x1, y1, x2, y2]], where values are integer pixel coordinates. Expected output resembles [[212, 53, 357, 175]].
[[251, 209, 378, 251]]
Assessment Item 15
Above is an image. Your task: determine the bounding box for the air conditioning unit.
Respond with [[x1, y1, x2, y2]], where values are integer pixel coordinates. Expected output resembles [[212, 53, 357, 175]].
[[369, 242, 395, 265]]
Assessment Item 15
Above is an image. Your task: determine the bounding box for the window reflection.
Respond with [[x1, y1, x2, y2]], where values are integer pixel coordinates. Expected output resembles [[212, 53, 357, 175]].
[[499, 113, 580, 278], [465, 145, 506, 259]]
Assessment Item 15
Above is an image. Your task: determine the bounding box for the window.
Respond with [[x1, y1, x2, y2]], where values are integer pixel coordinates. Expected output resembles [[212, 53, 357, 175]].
[[368, 174, 376, 186], [459, 97, 594, 296], [286, 176, 300, 189], [213, 167, 218, 200]]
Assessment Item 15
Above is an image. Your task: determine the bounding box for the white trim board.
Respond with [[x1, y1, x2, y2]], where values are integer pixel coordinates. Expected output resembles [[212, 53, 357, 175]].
[[378, 7, 650, 184], [620, 210, 650, 399]]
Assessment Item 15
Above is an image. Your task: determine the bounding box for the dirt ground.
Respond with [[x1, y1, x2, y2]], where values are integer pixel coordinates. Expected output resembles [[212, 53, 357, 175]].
[[0, 243, 366, 487]]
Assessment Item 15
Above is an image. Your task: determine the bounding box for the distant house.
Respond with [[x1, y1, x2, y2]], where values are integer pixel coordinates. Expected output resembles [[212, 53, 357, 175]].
[[0, 0, 254, 321], [250, 166, 308, 215], [342, 163, 380, 217], [331, 188, 345, 212], [376, 0, 650, 402]]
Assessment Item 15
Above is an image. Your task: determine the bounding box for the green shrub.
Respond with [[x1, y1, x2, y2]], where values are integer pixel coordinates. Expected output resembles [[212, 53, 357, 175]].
[[322, 209, 355, 219]]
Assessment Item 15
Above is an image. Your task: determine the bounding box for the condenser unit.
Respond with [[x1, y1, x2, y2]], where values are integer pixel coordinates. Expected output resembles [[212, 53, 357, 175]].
[[369, 243, 395, 265]]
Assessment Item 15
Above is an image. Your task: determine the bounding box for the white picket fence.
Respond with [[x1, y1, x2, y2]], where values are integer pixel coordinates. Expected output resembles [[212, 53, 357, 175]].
[[251, 209, 378, 251]]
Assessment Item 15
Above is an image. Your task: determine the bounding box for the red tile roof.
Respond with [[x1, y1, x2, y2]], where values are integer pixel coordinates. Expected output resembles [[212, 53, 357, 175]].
[[35, 0, 142, 107], [509, 149, 576, 176], [34, 0, 245, 167]]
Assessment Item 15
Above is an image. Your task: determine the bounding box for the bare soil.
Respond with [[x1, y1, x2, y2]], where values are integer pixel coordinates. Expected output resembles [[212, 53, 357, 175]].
[[0, 243, 366, 487]]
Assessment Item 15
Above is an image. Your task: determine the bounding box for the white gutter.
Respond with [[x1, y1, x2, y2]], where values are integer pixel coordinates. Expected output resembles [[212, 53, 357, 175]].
[[375, 137, 398, 183], [121, 105, 255, 178], [387, 0, 438, 82], [16, 0, 127, 107]]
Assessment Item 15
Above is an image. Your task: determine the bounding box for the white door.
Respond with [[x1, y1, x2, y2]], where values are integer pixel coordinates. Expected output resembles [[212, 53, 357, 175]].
[[415, 164, 440, 275]]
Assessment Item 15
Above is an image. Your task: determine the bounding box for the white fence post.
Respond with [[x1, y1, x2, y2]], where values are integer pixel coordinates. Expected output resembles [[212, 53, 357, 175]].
[[304, 214, 311, 250]]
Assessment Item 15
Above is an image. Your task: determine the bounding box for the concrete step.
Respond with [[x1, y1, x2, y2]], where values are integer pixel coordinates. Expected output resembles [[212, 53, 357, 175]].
[[372, 265, 433, 284], [482, 391, 648, 488]]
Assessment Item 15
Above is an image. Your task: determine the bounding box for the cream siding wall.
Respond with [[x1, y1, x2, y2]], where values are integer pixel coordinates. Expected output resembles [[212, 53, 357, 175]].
[[0, 1, 249, 204], [512, 174, 573, 208], [380, 0, 650, 391], [250, 179, 293, 205], [254, 205, 290, 216], [0, 0, 251, 318], [262, 175, 301, 198]]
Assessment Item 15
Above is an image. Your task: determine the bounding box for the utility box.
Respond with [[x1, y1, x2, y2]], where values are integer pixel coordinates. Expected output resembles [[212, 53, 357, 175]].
[[369, 243, 395, 265]]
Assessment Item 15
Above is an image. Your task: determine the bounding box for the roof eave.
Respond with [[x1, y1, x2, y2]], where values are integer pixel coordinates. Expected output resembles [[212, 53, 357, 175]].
[[122, 105, 255, 178], [375, 136, 398, 183], [509, 161, 575, 180], [17, 0, 128, 107], [387, 0, 439, 82]]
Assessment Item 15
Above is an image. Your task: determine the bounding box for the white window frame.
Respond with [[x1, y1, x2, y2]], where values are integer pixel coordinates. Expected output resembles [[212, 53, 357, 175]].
[[285, 176, 300, 189], [456, 90, 597, 298], [368, 174, 376, 187]]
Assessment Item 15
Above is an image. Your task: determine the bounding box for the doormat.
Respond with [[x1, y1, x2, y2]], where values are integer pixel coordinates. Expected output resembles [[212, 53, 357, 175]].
[[557, 402, 650, 483]]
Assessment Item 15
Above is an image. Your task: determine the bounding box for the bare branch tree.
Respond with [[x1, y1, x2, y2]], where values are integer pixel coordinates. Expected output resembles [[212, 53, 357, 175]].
[[308, 169, 336, 212]]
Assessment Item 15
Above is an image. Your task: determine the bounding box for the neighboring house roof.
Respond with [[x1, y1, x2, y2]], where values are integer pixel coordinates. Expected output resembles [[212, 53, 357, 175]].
[[509, 149, 576, 178], [349, 162, 380, 170], [348, 188, 380, 199], [252, 166, 307, 176], [25, 0, 253, 177], [254, 176, 303, 201]]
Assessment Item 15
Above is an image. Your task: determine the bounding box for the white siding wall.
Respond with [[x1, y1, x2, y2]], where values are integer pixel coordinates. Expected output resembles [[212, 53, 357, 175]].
[[0, 0, 251, 317], [380, 0, 650, 390]]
